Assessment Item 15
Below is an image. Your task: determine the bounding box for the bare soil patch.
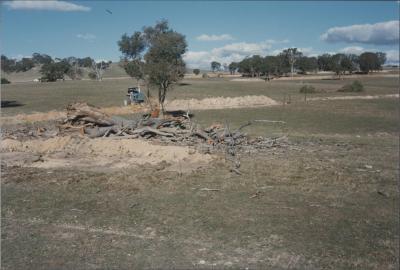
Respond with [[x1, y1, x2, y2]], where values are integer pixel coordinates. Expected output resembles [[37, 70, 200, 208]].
[[165, 95, 279, 110], [1, 136, 211, 172]]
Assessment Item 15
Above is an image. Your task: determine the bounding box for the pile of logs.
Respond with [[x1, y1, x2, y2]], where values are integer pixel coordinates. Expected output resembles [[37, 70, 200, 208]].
[[59, 102, 287, 154]]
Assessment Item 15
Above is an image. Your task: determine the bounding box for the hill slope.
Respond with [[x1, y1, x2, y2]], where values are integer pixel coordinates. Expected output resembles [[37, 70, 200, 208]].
[[2, 63, 129, 83]]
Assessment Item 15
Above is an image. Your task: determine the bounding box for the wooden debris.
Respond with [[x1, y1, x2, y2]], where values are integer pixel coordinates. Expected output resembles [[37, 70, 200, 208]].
[[4, 102, 290, 174]]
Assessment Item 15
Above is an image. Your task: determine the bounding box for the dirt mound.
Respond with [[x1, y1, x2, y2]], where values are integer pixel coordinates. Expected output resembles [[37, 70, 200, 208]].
[[166, 95, 279, 110], [1, 136, 212, 172]]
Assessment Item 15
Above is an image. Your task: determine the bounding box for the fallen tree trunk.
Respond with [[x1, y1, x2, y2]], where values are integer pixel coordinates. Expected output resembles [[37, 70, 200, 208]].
[[65, 102, 116, 126], [132, 127, 174, 137]]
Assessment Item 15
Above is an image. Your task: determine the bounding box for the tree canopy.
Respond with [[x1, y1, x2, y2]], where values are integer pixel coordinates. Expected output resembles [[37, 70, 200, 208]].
[[40, 61, 71, 82], [229, 50, 386, 78], [118, 20, 187, 113], [359, 52, 385, 73], [211, 61, 222, 72]]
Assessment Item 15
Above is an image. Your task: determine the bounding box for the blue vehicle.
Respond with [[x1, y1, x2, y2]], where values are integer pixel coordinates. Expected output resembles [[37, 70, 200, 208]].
[[127, 87, 145, 104]]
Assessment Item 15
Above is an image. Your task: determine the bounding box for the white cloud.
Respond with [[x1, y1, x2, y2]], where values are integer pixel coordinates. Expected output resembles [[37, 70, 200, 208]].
[[339, 46, 365, 55], [196, 34, 234, 41], [4, 0, 91, 12], [271, 47, 316, 57], [321, 20, 399, 45], [265, 39, 289, 44], [77, 33, 96, 41], [384, 50, 399, 64], [212, 41, 272, 56], [11, 54, 31, 60], [184, 40, 275, 68]]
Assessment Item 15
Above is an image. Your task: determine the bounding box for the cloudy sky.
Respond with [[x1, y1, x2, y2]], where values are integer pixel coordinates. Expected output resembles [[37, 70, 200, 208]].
[[1, 1, 399, 68]]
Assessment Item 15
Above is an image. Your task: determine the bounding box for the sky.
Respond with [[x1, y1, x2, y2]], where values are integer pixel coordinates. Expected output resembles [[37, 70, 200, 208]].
[[1, 1, 399, 68]]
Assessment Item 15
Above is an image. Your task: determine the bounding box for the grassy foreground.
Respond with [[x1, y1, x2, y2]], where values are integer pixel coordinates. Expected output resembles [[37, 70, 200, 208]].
[[1, 77, 399, 269]]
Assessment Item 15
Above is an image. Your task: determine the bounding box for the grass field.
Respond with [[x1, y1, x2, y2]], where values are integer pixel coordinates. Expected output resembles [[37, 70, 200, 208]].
[[1, 75, 398, 116], [1, 75, 399, 269]]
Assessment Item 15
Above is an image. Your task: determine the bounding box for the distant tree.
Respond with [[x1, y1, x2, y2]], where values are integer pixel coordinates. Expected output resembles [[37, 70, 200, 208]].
[[376, 52, 387, 69], [282, 48, 302, 77], [262, 56, 278, 77], [1, 55, 16, 73], [297, 56, 318, 74], [66, 63, 83, 80], [63, 56, 78, 65], [251, 55, 264, 77], [238, 57, 254, 77], [78, 57, 94, 67], [211, 61, 221, 72], [359, 52, 381, 73], [193, 68, 200, 75], [347, 54, 360, 73], [317, 54, 332, 71], [91, 60, 108, 81], [276, 53, 291, 75], [339, 55, 358, 74], [15, 58, 35, 72], [118, 20, 187, 114], [40, 61, 71, 82], [329, 54, 347, 78], [228, 62, 238, 75], [32, 53, 53, 65], [88, 72, 97, 80], [63, 57, 83, 80]]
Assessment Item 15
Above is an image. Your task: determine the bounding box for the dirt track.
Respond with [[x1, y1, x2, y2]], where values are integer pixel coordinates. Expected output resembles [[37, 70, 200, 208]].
[[307, 94, 399, 101]]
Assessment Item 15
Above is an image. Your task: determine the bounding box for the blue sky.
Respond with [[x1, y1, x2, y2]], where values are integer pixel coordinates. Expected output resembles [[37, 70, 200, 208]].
[[1, 1, 399, 68]]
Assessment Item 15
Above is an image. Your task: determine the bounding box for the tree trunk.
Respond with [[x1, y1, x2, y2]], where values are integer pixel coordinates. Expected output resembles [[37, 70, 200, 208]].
[[291, 63, 294, 78]]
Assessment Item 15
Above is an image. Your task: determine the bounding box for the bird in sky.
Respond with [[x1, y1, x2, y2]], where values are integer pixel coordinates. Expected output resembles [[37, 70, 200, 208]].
[[106, 9, 112, 14]]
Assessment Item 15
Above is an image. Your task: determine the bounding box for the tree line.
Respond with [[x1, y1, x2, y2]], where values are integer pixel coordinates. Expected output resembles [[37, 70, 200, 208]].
[[210, 49, 387, 78], [1, 53, 111, 82]]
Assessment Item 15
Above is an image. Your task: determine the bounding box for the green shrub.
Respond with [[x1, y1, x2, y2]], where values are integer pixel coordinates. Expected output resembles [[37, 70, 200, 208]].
[[193, 69, 200, 75], [88, 72, 97, 80], [1, 78, 10, 84], [338, 80, 364, 92], [299, 85, 316, 93]]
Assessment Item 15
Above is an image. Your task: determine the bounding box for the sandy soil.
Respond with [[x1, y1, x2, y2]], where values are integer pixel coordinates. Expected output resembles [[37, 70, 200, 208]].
[[165, 95, 279, 111], [0, 136, 212, 172]]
